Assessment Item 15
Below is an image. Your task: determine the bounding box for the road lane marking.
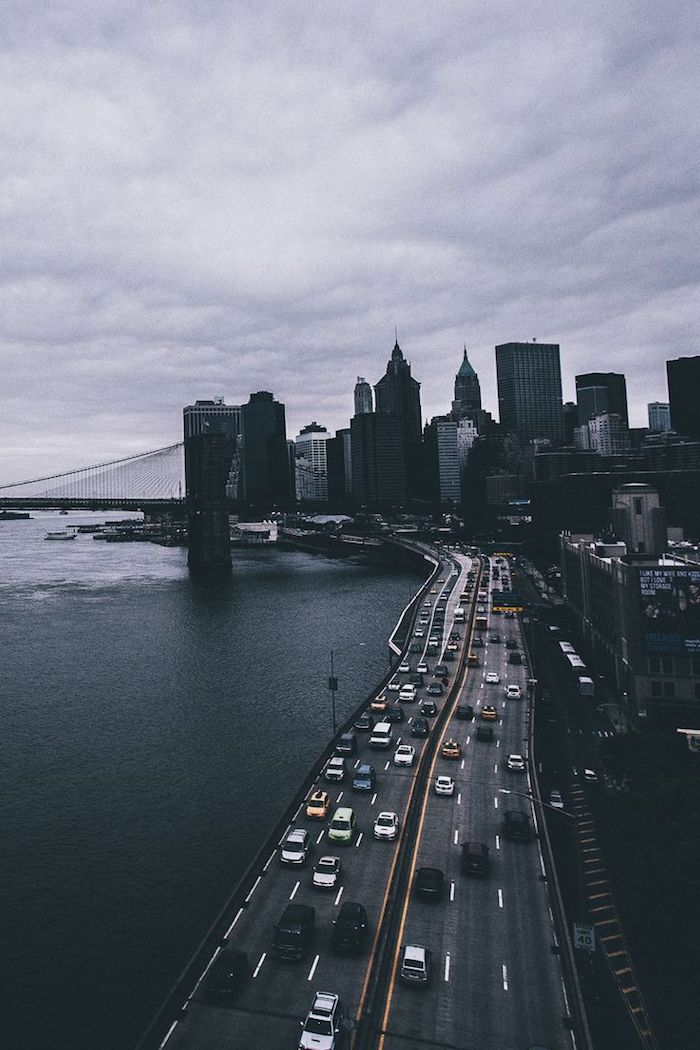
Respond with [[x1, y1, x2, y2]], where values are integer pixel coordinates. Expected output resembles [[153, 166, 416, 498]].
[[450, 880, 455, 901], [460, 759, 465, 770], [498, 888, 504, 908], [336, 791, 343, 802], [159, 1021, 179, 1048], [457, 792, 462, 805], [293, 804, 303, 819], [354, 759, 360, 767], [334, 886, 344, 906], [496, 739, 501, 748], [316, 830, 325, 844], [384, 761, 390, 770], [289, 880, 300, 900], [253, 952, 266, 978], [502, 963, 508, 990], [453, 829, 459, 844], [245, 875, 261, 903], [494, 796, 499, 808], [263, 852, 276, 872], [494, 762, 498, 773], [225, 908, 244, 937], [466, 735, 471, 744], [370, 792, 377, 805], [307, 954, 320, 981], [444, 953, 451, 981], [356, 832, 363, 847]]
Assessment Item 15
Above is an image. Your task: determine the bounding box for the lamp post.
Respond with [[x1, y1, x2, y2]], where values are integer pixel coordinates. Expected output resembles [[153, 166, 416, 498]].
[[328, 642, 367, 736], [498, 787, 574, 820]]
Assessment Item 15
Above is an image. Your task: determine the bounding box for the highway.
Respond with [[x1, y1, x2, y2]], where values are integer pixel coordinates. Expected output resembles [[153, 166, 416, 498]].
[[157, 551, 575, 1050]]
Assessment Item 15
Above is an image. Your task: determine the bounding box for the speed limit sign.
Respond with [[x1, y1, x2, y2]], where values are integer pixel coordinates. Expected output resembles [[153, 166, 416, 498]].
[[573, 923, 595, 953]]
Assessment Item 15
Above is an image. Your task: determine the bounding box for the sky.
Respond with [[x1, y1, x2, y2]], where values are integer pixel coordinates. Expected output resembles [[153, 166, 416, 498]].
[[1, 1, 699, 482]]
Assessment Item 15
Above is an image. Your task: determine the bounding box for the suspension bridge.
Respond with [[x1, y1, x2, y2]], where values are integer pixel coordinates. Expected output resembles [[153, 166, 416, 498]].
[[0, 443, 186, 510]]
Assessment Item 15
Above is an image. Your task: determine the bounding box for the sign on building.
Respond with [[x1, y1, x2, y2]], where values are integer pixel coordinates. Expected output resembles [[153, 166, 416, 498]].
[[639, 566, 700, 654]]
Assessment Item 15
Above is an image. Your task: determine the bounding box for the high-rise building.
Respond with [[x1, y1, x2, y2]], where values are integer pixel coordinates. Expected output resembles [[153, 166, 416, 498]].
[[611, 482, 667, 557], [648, 402, 671, 433], [587, 413, 630, 456], [294, 422, 330, 502], [350, 412, 406, 506], [240, 391, 290, 505], [423, 417, 461, 503], [374, 341, 422, 445], [353, 377, 373, 415], [326, 428, 352, 508], [495, 342, 565, 444], [183, 398, 242, 498], [563, 401, 578, 445], [184, 431, 233, 570], [575, 373, 629, 427], [451, 347, 481, 419], [667, 356, 700, 440]]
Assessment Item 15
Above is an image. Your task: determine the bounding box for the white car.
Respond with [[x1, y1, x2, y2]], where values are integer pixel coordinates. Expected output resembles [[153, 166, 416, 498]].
[[388, 678, 401, 691], [583, 768, 598, 784], [423, 600, 432, 607], [506, 684, 522, 700], [430, 587, 438, 593], [507, 753, 526, 772], [299, 991, 345, 1050], [399, 661, 410, 673], [434, 775, 455, 796], [549, 790, 564, 810], [398, 685, 417, 702], [280, 828, 311, 865], [414, 628, 424, 638], [312, 855, 341, 888], [373, 811, 399, 840], [485, 672, 500, 684], [416, 661, 428, 674], [394, 744, 415, 766]]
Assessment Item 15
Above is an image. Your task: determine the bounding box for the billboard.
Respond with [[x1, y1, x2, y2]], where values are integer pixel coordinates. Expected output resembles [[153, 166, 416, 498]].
[[640, 567, 700, 654]]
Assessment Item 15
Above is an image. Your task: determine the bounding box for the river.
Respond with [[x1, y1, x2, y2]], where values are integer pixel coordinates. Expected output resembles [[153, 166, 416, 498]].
[[2, 511, 424, 1050]]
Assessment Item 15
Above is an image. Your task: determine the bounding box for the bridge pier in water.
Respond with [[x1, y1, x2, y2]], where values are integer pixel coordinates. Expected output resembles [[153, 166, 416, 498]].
[[184, 433, 232, 572]]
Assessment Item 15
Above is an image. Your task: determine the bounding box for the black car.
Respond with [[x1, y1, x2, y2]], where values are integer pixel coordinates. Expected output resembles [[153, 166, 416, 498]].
[[434, 664, 449, 679], [420, 701, 438, 717], [426, 682, 443, 697], [271, 903, 315, 961], [414, 867, 445, 901], [502, 810, 532, 841], [409, 641, 422, 653], [456, 703, 474, 720], [475, 724, 494, 742], [449, 630, 460, 640], [461, 842, 490, 876], [204, 948, 250, 1000], [411, 716, 429, 738], [353, 713, 374, 732], [331, 901, 369, 952], [472, 637, 484, 648], [490, 634, 501, 643], [385, 706, 405, 723], [443, 651, 455, 662]]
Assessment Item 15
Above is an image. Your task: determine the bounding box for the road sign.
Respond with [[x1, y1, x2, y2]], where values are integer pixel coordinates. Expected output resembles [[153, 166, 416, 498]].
[[573, 922, 595, 953]]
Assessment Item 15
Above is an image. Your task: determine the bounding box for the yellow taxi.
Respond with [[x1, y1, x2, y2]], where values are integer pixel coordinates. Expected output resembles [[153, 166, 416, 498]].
[[306, 790, 330, 820], [441, 739, 462, 760], [481, 705, 498, 721], [370, 694, 389, 712]]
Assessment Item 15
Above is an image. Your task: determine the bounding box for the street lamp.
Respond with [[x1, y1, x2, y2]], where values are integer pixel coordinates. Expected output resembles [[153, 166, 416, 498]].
[[498, 787, 574, 820], [328, 642, 367, 735]]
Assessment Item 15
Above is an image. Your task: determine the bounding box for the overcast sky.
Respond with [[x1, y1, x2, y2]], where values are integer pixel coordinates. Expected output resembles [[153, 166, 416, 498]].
[[1, 1, 698, 482]]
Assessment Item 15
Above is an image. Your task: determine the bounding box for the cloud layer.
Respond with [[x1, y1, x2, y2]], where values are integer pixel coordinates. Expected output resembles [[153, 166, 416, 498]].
[[1, 1, 698, 480]]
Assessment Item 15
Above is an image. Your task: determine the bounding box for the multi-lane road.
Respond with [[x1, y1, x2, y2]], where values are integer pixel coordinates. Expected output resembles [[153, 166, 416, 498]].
[[159, 552, 577, 1050]]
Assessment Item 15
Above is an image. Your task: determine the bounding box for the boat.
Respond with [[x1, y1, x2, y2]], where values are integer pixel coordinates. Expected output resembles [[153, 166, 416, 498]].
[[44, 531, 77, 541]]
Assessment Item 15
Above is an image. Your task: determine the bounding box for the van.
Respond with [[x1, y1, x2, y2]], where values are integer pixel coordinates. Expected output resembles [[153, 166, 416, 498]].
[[328, 806, 356, 845], [335, 731, 357, 756], [369, 721, 393, 749], [461, 841, 490, 876]]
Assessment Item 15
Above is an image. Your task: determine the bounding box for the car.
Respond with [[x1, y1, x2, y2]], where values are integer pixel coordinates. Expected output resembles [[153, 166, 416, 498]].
[[505, 639, 517, 649], [460, 841, 490, 877], [506, 684, 522, 700], [385, 706, 405, 723], [312, 855, 341, 889], [370, 695, 388, 712], [352, 763, 376, 792], [434, 775, 455, 796], [420, 701, 438, 717], [373, 811, 399, 840], [353, 712, 374, 732], [394, 744, 415, 766], [549, 789, 564, 810], [441, 739, 461, 759], [271, 903, 315, 960], [507, 753, 526, 773], [204, 947, 250, 1001], [399, 944, 432, 986], [434, 663, 449, 678], [398, 685, 417, 703], [299, 991, 346, 1050], [426, 682, 443, 697], [481, 705, 498, 721], [475, 725, 494, 742], [443, 650, 455, 662], [328, 807, 357, 845], [413, 628, 424, 637], [416, 660, 428, 674], [485, 672, 500, 684], [414, 866, 445, 900], [472, 636, 484, 648], [423, 600, 432, 607], [502, 810, 532, 841], [446, 642, 458, 652], [430, 587, 438, 594], [411, 716, 429, 738], [455, 703, 474, 720], [331, 901, 369, 952], [306, 790, 331, 819], [280, 828, 311, 865], [388, 678, 401, 691], [399, 660, 410, 673], [583, 768, 599, 784], [449, 630, 460, 640], [324, 756, 346, 782], [490, 634, 501, 643], [409, 641, 422, 653]]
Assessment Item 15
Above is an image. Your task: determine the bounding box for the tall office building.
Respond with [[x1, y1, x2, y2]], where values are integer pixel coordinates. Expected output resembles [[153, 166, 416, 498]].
[[374, 340, 422, 445], [423, 417, 461, 503], [326, 428, 352, 507], [240, 391, 290, 505], [667, 356, 700, 440], [184, 431, 232, 570], [294, 422, 330, 502], [183, 398, 242, 499], [587, 413, 630, 456], [648, 402, 671, 433], [575, 373, 629, 427], [495, 342, 565, 444], [354, 377, 374, 415], [350, 412, 406, 505], [451, 348, 481, 419]]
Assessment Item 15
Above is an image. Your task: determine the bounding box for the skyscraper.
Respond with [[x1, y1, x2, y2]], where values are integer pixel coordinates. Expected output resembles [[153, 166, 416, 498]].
[[451, 347, 481, 419], [648, 402, 671, 433], [294, 422, 330, 502], [240, 391, 290, 505], [184, 431, 233, 570], [374, 339, 422, 498], [183, 398, 242, 499], [495, 342, 565, 444], [350, 412, 406, 506], [423, 417, 461, 503], [667, 356, 700, 440], [353, 377, 373, 415], [575, 373, 629, 427]]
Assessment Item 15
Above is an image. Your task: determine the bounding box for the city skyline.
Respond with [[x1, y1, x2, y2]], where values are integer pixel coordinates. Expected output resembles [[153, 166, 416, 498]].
[[1, 3, 698, 480]]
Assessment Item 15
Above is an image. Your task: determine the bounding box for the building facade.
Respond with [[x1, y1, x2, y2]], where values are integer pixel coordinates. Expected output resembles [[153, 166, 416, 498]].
[[666, 356, 700, 440], [423, 417, 461, 503], [648, 402, 671, 433], [350, 412, 406, 506], [575, 372, 629, 427], [240, 391, 290, 506], [294, 422, 330, 502], [586, 412, 630, 456], [495, 341, 565, 444], [353, 377, 373, 415], [451, 348, 481, 419]]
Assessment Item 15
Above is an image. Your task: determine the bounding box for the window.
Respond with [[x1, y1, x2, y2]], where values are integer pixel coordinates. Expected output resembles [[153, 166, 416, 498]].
[[663, 681, 676, 699], [650, 681, 662, 697], [634, 498, 642, 514], [649, 657, 674, 675]]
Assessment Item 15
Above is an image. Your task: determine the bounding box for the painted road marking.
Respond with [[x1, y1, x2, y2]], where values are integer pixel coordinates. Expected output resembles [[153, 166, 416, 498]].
[[245, 876, 261, 903], [457, 792, 462, 805], [495, 834, 500, 850], [334, 886, 344, 906], [289, 881, 300, 900], [316, 830, 325, 844], [336, 791, 343, 803], [307, 954, 319, 982], [370, 792, 377, 805], [502, 964, 508, 990], [498, 888, 504, 908], [384, 761, 390, 771], [225, 908, 244, 937], [494, 796, 499, 809], [263, 852, 276, 872], [450, 880, 455, 901], [444, 953, 451, 981], [356, 832, 363, 848], [453, 829, 459, 844], [253, 952, 266, 978]]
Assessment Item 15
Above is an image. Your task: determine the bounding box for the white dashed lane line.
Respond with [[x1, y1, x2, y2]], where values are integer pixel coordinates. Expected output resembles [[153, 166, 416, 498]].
[[253, 953, 266, 978], [225, 908, 243, 937], [498, 888, 504, 908], [370, 792, 377, 805], [355, 832, 364, 848], [289, 881, 300, 900], [307, 954, 320, 982], [494, 797, 499, 809], [495, 834, 500, 850], [336, 791, 343, 803], [453, 829, 459, 845], [450, 880, 455, 901], [334, 886, 344, 906], [316, 830, 324, 844], [502, 964, 508, 991], [444, 953, 451, 981]]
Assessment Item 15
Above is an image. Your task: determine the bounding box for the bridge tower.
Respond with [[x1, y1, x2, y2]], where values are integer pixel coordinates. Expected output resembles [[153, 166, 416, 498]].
[[184, 432, 232, 571]]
